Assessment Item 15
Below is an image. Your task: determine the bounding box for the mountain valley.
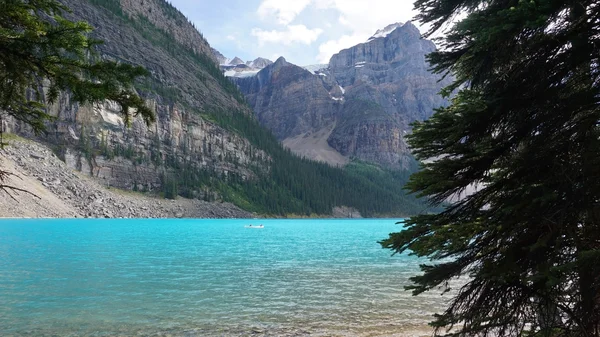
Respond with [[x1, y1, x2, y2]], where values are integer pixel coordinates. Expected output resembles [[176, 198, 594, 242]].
[[0, 0, 434, 217]]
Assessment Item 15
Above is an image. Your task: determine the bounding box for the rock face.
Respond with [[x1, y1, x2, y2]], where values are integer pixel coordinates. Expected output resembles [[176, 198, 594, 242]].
[[235, 57, 341, 139], [329, 22, 447, 124], [4, 0, 267, 192], [212, 48, 229, 64], [247, 57, 273, 69], [119, 0, 217, 62], [233, 22, 450, 169], [0, 139, 253, 218]]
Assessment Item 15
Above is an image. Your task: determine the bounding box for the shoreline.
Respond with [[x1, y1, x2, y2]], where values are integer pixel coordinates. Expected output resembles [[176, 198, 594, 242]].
[[0, 137, 374, 219], [0, 139, 252, 219]]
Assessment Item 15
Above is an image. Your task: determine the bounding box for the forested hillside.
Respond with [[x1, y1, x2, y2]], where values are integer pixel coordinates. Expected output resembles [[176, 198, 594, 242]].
[[5, 0, 428, 217]]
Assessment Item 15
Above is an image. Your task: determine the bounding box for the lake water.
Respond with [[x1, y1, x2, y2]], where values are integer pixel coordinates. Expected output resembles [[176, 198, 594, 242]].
[[0, 219, 447, 336]]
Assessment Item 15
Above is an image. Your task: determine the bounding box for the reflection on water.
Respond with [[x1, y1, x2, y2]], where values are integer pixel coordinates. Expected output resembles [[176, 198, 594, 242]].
[[0, 218, 450, 336]]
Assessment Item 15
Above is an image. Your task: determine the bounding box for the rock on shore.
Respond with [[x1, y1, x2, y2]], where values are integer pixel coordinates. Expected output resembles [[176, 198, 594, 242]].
[[0, 138, 252, 219]]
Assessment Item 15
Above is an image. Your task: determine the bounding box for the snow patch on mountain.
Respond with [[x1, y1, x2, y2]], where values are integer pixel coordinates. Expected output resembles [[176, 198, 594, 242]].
[[368, 22, 406, 41], [303, 64, 329, 74], [220, 56, 273, 78]]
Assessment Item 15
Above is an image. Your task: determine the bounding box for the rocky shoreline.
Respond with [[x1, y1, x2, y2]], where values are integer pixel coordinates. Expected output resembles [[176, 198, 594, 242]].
[[0, 138, 252, 219]]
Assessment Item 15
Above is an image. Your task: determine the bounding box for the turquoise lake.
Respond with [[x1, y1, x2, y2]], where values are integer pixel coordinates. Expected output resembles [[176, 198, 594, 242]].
[[0, 218, 447, 336]]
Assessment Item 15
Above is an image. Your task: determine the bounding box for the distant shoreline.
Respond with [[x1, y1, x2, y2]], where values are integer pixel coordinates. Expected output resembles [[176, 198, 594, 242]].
[[1, 138, 404, 219], [0, 139, 252, 219]]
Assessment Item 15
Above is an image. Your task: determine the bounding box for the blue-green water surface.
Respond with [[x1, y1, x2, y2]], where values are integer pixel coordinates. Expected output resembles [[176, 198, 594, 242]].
[[0, 219, 445, 336]]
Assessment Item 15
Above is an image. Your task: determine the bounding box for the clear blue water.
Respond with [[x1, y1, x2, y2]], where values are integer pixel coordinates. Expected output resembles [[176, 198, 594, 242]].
[[0, 219, 445, 336]]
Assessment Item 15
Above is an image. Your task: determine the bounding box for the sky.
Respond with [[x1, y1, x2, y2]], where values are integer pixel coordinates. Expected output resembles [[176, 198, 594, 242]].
[[169, 0, 419, 66]]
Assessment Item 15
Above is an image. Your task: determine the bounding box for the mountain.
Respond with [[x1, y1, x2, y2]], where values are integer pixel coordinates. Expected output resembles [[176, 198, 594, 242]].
[[232, 21, 450, 169], [234, 57, 347, 166], [2, 0, 425, 216], [228, 56, 245, 65], [247, 57, 273, 69], [212, 48, 229, 65], [220, 56, 273, 78], [367, 22, 406, 41]]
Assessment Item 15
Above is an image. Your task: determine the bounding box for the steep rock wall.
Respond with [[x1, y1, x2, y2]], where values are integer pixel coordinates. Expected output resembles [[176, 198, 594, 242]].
[[3, 0, 268, 193]]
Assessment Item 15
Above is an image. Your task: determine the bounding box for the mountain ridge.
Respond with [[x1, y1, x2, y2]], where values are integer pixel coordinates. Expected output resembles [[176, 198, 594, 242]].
[[230, 21, 449, 169]]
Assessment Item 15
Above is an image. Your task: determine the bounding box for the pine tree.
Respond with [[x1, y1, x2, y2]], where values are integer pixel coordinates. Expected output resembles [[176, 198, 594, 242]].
[[381, 1, 600, 336], [0, 0, 154, 195]]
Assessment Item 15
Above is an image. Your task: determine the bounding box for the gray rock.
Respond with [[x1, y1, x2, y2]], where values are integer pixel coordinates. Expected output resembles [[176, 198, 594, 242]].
[[234, 22, 451, 169]]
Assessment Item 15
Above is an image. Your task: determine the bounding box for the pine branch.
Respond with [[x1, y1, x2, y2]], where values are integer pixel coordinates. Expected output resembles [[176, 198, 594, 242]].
[[0, 169, 41, 201]]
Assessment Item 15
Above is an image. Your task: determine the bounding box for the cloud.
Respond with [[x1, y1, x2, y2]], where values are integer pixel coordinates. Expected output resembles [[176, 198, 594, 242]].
[[257, 0, 312, 25], [252, 25, 324, 46], [314, 0, 417, 63], [317, 0, 416, 29], [226, 35, 236, 41]]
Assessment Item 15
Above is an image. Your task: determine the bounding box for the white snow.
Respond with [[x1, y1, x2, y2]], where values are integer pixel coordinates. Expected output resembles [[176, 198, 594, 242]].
[[331, 96, 344, 101], [338, 85, 345, 94], [303, 64, 328, 74], [355, 61, 366, 65], [234, 70, 261, 78], [367, 22, 405, 41], [355, 65, 364, 68], [224, 69, 261, 78], [318, 73, 327, 76]]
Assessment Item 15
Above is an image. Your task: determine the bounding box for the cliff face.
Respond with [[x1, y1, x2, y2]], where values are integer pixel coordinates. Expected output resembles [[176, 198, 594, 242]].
[[233, 22, 449, 169], [329, 22, 447, 125], [4, 0, 266, 193], [235, 57, 341, 140]]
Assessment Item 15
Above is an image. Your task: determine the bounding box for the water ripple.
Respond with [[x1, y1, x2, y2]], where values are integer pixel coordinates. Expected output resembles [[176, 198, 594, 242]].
[[0, 219, 452, 336]]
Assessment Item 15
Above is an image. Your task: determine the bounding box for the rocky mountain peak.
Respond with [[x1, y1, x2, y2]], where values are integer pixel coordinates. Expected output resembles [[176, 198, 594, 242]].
[[248, 57, 273, 69], [328, 20, 436, 78], [219, 55, 274, 78], [229, 57, 245, 65], [231, 21, 450, 169], [212, 48, 229, 64], [273, 56, 288, 66], [368, 22, 406, 41]]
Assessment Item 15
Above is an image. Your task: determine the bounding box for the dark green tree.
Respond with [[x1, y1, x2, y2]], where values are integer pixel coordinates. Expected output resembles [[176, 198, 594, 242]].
[[0, 0, 153, 195], [381, 1, 600, 336]]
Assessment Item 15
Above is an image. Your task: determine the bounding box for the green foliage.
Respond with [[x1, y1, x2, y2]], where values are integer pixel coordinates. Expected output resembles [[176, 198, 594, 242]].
[[0, 0, 154, 134], [87, 0, 245, 105], [381, 1, 600, 336], [189, 108, 426, 217]]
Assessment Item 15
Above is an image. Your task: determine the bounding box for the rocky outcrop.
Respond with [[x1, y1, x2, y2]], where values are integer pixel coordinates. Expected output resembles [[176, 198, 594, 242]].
[[229, 57, 245, 65], [119, 0, 217, 62], [212, 48, 228, 64], [4, 0, 268, 193], [234, 57, 341, 140], [232, 22, 449, 169], [0, 139, 252, 218], [329, 22, 448, 124], [328, 99, 412, 168], [247, 57, 273, 69]]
